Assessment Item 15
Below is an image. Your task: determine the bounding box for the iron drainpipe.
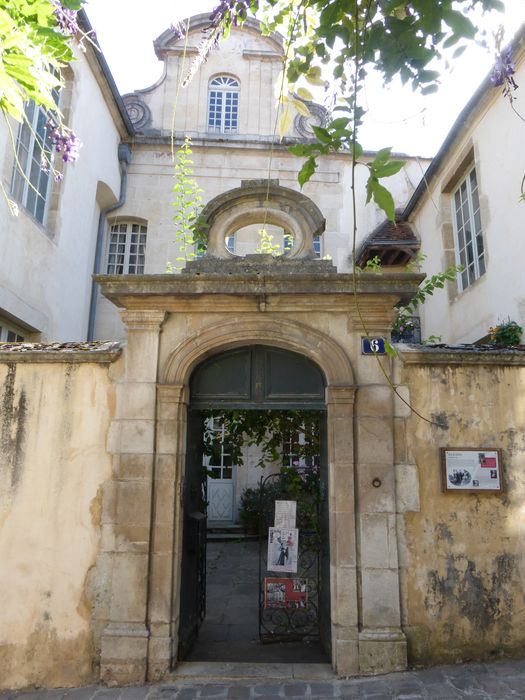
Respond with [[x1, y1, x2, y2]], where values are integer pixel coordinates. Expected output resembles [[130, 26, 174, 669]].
[[87, 143, 132, 341]]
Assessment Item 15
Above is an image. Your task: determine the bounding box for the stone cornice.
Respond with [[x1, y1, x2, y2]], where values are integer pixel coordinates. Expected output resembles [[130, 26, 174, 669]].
[[0, 348, 121, 364], [399, 345, 525, 366], [96, 272, 425, 310]]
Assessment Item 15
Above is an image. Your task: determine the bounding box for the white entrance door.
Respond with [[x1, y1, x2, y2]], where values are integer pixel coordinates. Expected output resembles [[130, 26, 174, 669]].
[[204, 419, 235, 523]]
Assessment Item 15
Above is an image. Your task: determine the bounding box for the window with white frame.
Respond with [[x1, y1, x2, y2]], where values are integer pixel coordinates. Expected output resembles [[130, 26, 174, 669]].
[[207, 76, 239, 134], [11, 89, 60, 224], [452, 167, 486, 291], [106, 222, 147, 274], [0, 320, 25, 342]]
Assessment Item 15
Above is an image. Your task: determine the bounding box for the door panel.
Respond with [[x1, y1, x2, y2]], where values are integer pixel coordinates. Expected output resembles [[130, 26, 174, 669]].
[[208, 479, 234, 521], [178, 411, 207, 660]]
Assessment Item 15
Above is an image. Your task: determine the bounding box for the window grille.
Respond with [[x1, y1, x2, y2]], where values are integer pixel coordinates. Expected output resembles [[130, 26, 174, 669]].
[[106, 222, 147, 274], [452, 167, 485, 291], [208, 76, 239, 134]]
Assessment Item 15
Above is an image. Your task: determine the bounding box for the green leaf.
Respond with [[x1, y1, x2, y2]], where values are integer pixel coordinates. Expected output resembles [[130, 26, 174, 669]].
[[305, 66, 324, 86], [298, 156, 317, 188], [443, 9, 476, 39], [385, 341, 398, 358], [296, 87, 313, 101], [373, 160, 406, 178], [367, 177, 396, 221]]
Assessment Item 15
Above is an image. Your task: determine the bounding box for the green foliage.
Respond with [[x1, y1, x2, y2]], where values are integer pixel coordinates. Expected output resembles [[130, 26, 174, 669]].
[[391, 264, 462, 338], [255, 227, 281, 255], [239, 465, 320, 534], [359, 255, 382, 274], [0, 0, 83, 122], [170, 136, 206, 270], [203, 409, 320, 469], [488, 318, 523, 346]]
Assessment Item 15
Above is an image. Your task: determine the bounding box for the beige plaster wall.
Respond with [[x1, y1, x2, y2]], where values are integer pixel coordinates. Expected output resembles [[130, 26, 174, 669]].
[[395, 355, 525, 665], [0, 359, 116, 689]]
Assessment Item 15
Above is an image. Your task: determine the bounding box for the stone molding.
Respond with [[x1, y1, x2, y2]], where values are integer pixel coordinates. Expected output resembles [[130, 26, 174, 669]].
[[399, 346, 525, 366], [121, 310, 166, 331], [0, 348, 121, 364], [326, 386, 357, 405], [160, 316, 355, 387], [157, 383, 186, 406]]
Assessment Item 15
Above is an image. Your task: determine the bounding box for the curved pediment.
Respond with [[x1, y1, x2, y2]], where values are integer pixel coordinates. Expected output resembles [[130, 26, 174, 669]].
[[153, 14, 284, 60]]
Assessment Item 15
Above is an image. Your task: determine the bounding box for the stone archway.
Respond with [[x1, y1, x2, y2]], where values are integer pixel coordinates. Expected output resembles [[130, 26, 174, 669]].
[[146, 317, 358, 678], [97, 224, 418, 685]]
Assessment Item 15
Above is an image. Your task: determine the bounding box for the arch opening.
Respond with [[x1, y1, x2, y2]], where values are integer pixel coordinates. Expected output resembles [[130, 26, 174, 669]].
[[176, 345, 331, 665]]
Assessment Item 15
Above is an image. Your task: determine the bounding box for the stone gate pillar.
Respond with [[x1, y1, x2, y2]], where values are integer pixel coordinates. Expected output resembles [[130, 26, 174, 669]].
[[355, 383, 407, 674], [147, 382, 187, 681], [100, 309, 165, 685], [326, 385, 359, 677]]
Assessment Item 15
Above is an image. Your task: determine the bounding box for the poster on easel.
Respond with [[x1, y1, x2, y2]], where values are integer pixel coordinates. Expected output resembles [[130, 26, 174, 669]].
[[267, 527, 298, 573]]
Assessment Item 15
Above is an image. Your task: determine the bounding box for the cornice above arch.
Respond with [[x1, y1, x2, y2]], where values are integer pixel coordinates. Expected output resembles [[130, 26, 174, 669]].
[[161, 316, 354, 388]]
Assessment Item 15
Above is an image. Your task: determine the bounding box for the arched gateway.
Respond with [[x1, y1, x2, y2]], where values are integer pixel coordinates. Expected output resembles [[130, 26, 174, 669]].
[[96, 182, 421, 684]]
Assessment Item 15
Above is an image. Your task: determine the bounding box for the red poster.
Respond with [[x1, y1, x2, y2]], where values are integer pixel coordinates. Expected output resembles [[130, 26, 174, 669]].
[[264, 578, 308, 609]]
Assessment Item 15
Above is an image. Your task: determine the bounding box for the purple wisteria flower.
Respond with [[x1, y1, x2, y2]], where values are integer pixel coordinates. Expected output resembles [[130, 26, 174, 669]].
[[170, 22, 186, 41], [209, 0, 253, 27], [52, 1, 79, 36], [490, 44, 518, 95], [46, 119, 81, 163]]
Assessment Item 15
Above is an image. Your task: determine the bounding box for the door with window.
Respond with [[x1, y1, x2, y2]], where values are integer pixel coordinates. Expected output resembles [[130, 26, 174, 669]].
[[204, 418, 235, 522]]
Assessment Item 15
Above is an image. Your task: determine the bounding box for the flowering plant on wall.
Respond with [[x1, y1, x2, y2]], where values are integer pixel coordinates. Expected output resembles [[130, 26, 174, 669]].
[[488, 319, 523, 346]]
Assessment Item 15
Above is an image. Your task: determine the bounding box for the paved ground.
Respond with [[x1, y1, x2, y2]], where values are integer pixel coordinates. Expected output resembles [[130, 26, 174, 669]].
[[3, 658, 525, 699], [188, 540, 325, 663]]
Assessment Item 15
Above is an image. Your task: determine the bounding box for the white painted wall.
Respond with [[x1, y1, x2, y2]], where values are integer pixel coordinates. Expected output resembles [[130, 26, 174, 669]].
[[412, 47, 525, 344], [0, 46, 123, 341]]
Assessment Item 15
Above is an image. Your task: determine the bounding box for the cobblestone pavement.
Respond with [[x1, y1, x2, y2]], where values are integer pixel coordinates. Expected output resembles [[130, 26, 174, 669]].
[[3, 659, 525, 700]]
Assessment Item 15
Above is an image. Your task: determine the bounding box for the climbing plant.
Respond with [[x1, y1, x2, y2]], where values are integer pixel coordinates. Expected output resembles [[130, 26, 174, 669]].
[[169, 136, 207, 270]]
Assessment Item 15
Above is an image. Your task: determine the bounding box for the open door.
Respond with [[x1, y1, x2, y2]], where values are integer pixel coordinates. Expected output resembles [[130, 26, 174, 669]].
[[178, 410, 207, 660]]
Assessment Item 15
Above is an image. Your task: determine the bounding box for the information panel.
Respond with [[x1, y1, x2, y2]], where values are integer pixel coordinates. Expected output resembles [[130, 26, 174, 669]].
[[440, 448, 503, 494]]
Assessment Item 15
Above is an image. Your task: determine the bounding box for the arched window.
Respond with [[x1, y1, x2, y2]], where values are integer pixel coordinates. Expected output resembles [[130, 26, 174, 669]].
[[106, 221, 147, 274], [207, 76, 239, 134]]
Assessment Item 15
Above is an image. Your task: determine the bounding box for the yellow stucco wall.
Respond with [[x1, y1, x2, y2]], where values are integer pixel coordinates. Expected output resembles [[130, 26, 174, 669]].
[[0, 360, 115, 689], [398, 358, 525, 665]]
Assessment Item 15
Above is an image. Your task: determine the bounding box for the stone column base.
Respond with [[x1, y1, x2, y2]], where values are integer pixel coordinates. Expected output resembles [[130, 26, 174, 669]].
[[147, 634, 172, 682], [358, 628, 407, 675], [100, 623, 149, 686]]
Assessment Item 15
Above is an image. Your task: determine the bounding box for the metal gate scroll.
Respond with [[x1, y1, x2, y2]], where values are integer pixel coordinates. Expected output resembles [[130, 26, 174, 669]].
[[258, 468, 322, 643]]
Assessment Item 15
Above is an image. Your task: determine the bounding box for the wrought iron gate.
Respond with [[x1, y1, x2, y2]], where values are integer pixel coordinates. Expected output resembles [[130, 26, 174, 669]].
[[258, 467, 324, 644]]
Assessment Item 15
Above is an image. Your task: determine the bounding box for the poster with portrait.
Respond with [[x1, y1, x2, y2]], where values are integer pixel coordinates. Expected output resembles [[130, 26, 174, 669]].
[[267, 527, 299, 573], [264, 578, 308, 609], [440, 448, 503, 493]]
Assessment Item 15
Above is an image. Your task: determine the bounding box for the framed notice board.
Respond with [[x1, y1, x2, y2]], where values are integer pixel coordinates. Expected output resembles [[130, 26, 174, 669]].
[[440, 448, 503, 494]]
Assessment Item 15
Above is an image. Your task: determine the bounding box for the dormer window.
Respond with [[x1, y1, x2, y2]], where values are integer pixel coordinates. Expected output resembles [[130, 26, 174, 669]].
[[207, 76, 239, 134]]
